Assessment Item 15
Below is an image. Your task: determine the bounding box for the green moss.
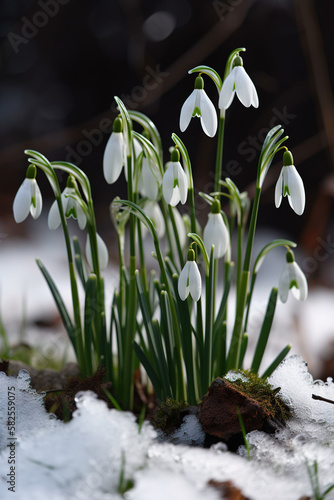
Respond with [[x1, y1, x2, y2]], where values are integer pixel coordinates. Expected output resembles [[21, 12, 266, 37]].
[[224, 370, 291, 423], [152, 398, 188, 433]]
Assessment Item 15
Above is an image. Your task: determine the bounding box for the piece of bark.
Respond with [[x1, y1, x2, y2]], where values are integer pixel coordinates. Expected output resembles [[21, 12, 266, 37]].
[[199, 378, 271, 441]]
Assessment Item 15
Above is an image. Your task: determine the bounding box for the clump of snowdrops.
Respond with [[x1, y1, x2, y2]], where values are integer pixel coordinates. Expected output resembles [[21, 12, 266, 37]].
[[13, 47, 307, 410]]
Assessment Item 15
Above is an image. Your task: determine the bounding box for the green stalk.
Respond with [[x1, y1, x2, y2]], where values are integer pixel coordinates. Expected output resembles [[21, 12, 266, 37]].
[[168, 205, 184, 269], [53, 183, 85, 375], [123, 154, 137, 410], [202, 249, 215, 395], [214, 113, 225, 192]]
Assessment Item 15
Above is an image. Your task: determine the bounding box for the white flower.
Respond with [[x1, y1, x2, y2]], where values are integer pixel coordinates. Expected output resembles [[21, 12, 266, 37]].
[[162, 159, 188, 207], [103, 117, 125, 184], [85, 233, 109, 271], [219, 57, 259, 110], [142, 201, 165, 239], [275, 151, 305, 215], [180, 76, 217, 137], [203, 202, 229, 259], [138, 156, 160, 200], [278, 251, 308, 303], [13, 168, 42, 223], [178, 249, 202, 301], [48, 185, 87, 230]]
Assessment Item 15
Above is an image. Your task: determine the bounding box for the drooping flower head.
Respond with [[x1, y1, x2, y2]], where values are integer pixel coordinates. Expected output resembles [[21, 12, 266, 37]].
[[13, 164, 43, 223], [103, 116, 125, 184], [203, 198, 229, 259], [48, 175, 87, 230], [137, 155, 160, 200], [180, 75, 217, 137], [178, 247, 202, 301], [219, 55, 259, 110], [162, 148, 188, 207], [85, 232, 109, 271], [275, 150, 305, 215], [278, 249, 308, 303]]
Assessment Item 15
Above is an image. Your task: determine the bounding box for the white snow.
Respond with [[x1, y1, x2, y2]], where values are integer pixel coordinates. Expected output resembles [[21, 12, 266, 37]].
[[1, 357, 334, 499]]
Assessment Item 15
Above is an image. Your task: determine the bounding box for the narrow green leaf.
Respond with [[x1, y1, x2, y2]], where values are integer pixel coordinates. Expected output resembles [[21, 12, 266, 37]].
[[238, 334, 248, 369], [83, 274, 97, 375], [133, 341, 164, 400], [261, 345, 291, 379], [36, 259, 75, 345], [251, 288, 278, 374], [73, 236, 87, 287]]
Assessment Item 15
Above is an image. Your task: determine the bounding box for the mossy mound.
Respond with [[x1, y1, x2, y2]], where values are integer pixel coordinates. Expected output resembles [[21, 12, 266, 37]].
[[224, 370, 291, 423]]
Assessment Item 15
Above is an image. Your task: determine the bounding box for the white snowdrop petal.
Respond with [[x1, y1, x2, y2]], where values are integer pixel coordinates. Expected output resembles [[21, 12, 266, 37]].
[[180, 90, 197, 132], [30, 180, 43, 219], [177, 164, 188, 205], [162, 163, 175, 205], [178, 262, 190, 300], [218, 70, 235, 109], [172, 208, 187, 248], [199, 90, 217, 137], [278, 264, 290, 303], [86, 233, 109, 271], [103, 132, 124, 184], [274, 168, 284, 208], [140, 158, 159, 200], [144, 201, 165, 238], [76, 204, 87, 230], [293, 262, 308, 301], [97, 233, 109, 270], [13, 179, 33, 223], [251, 79, 259, 108], [235, 67, 253, 108], [286, 165, 305, 215], [203, 213, 228, 259], [188, 261, 202, 301], [48, 199, 61, 230]]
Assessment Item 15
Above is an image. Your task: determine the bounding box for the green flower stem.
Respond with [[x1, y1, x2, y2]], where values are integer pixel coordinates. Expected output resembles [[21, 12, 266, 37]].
[[123, 154, 137, 410], [136, 216, 148, 293], [50, 174, 85, 375], [168, 205, 184, 269], [214, 114, 225, 193], [227, 269, 249, 370], [236, 221, 243, 293], [227, 186, 262, 370], [160, 200, 176, 262], [243, 186, 261, 273], [202, 250, 214, 395], [188, 186, 197, 252]]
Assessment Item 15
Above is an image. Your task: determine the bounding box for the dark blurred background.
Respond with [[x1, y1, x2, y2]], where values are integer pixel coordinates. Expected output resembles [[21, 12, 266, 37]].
[[1, 0, 334, 282]]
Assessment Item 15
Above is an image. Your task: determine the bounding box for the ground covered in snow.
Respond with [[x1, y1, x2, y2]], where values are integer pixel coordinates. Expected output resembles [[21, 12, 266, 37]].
[[1, 356, 334, 500]]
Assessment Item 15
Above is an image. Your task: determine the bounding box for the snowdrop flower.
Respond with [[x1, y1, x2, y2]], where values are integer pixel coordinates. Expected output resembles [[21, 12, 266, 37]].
[[162, 148, 188, 207], [203, 199, 229, 259], [141, 201, 165, 239], [278, 250, 308, 303], [13, 165, 42, 223], [103, 117, 125, 184], [48, 176, 87, 230], [219, 56, 259, 110], [180, 75, 217, 137], [138, 156, 160, 200], [275, 150, 305, 215], [178, 247, 202, 301], [85, 233, 109, 271]]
